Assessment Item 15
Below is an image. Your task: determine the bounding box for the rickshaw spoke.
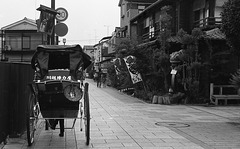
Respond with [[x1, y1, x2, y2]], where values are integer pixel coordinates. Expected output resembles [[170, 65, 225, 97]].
[[26, 92, 38, 146]]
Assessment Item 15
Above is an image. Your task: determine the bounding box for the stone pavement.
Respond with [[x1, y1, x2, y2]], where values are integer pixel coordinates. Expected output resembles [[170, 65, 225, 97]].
[[2, 79, 240, 149]]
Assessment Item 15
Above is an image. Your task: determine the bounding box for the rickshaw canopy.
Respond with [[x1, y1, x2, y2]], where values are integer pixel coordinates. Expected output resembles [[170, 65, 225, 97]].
[[31, 44, 92, 80]]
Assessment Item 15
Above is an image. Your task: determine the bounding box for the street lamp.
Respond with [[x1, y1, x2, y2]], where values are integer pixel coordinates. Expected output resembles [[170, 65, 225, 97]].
[[63, 38, 66, 45]]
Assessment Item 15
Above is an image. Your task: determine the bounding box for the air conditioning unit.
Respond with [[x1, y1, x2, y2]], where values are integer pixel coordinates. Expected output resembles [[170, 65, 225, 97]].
[[5, 45, 11, 51]]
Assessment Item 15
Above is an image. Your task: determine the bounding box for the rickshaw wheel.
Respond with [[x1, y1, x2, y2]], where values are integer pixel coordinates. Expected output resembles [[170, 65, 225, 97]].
[[26, 92, 39, 146], [84, 83, 90, 145]]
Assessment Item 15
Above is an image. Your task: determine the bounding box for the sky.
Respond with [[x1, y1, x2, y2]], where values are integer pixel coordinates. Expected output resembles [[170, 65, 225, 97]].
[[0, 0, 120, 46]]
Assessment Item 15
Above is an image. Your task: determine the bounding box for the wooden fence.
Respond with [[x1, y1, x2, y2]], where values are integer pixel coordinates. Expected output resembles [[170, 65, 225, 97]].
[[0, 62, 34, 143]]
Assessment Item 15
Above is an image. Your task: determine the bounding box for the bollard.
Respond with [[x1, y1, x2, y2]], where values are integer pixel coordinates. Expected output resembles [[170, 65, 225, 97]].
[[152, 95, 158, 104], [158, 96, 163, 104]]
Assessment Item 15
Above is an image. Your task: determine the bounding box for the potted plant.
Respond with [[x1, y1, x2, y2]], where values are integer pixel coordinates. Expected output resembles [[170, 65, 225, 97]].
[[230, 69, 240, 95]]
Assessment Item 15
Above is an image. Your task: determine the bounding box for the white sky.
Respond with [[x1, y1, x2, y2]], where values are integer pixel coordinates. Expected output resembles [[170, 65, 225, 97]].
[[0, 0, 120, 46]]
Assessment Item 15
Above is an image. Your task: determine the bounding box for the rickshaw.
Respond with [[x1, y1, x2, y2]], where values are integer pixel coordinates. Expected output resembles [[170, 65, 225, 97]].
[[26, 44, 92, 146]]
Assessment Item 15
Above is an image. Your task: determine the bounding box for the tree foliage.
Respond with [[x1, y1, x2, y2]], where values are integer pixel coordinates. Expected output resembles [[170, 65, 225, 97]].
[[221, 0, 240, 54], [173, 28, 204, 103]]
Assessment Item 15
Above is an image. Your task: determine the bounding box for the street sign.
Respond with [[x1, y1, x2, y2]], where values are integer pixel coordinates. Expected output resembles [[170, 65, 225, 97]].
[[55, 23, 68, 37], [55, 7, 68, 22]]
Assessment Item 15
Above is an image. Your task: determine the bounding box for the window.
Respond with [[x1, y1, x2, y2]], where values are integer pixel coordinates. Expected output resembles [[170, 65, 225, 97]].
[[121, 3, 126, 17], [9, 36, 20, 50], [149, 27, 155, 39], [149, 17, 155, 38], [48, 52, 70, 69], [127, 3, 131, 11], [138, 5, 145, 14], [22, 36, 30, 49], [194, 10, 200, 22], [144, 17, 150, 28]]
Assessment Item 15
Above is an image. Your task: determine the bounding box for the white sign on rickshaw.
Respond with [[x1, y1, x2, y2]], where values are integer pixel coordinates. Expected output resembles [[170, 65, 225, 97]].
[[46, 75, 71, 80], [171, 69, 177, 75]]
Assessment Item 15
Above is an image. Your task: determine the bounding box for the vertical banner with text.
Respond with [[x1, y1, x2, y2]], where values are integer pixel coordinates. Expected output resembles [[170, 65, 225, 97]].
[[123, 55, 142, 84]]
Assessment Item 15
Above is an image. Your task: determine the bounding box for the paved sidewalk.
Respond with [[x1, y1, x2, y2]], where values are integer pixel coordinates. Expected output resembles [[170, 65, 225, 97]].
[[2, 79, 240, 149]]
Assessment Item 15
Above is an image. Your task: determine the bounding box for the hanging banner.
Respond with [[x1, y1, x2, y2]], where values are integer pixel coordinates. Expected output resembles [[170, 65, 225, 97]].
[[112, 58, 121, 75], [36, 5, 58, 35], [123, 55, 142, 84]]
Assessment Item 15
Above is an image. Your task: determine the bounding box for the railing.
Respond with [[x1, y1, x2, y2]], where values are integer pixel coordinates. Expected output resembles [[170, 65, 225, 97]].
[[0, 62, 34, 143], [138, 23, 161, 44], [137, 17, 222, 44], [194, 17, 222, 28]]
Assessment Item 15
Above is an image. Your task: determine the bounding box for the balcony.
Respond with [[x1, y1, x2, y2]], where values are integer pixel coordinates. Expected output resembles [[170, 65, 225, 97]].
[[194, 17, 222, 29], [137, 21, 161, 44]]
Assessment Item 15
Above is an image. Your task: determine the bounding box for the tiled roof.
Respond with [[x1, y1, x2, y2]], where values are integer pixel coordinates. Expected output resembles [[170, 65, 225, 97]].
[[1, 17, 37, 30], [131, 0, 170, 22], [204, 28, 226, 40], [119, 0, 158, 6], [83, 45, 94, 49], [137, 28, 226, 47], [129, 0, 158, 3], [137, 39, 158, 47], [167, 28, 226, 43], [167, 36, 182, 43]]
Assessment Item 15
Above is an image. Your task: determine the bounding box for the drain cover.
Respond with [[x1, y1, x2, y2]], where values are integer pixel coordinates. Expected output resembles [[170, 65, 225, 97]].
[[155, 122, 190, 128]]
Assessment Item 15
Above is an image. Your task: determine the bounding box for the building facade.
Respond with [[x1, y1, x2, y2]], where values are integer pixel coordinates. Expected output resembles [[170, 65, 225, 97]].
[[83, 45, 94, 60], [127, 0, 237, 99], [1, 17, 47, 62], [130, 0, 228, 45], [118, 0, 158, 38], [93, 36, 113, 73]]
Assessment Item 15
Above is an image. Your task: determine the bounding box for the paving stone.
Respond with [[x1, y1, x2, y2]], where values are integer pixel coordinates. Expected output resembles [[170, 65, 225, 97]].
[[3, 79, 240, 149]]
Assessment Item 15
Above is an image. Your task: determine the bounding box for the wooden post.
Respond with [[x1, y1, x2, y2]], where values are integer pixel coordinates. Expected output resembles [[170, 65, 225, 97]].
[[210, 83, 213, 97]]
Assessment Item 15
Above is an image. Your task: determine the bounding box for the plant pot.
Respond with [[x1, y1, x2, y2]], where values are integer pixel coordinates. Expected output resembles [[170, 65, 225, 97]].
[[238, 88, 240, 96]]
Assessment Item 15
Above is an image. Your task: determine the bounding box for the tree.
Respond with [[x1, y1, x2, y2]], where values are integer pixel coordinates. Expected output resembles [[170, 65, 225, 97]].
[[171, 28, 204, 103], [155, 6, 172, 92], [221, 0, 240, 55]]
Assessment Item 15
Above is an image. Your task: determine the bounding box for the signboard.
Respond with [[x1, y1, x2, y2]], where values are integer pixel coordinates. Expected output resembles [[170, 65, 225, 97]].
[[123, 55, 143, 84], [56, 7, 68, 22], [171, 69, 177, 75], [43, 70, 71, 81], [37, 5, 58, 35]]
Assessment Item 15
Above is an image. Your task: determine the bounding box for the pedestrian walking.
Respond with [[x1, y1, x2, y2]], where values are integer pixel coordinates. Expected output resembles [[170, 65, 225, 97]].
[[101, 73, 107, 87], [96, 69, 102, 87], [93, 72, 98, 82]]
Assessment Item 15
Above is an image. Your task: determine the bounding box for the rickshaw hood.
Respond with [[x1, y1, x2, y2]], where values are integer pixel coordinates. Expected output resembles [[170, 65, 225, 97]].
[[31, 44, 92, 80]]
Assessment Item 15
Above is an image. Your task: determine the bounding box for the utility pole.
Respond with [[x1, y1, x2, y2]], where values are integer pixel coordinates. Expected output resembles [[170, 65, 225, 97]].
[[104, 25, 111, 36], [51, 0, 55, 45]]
